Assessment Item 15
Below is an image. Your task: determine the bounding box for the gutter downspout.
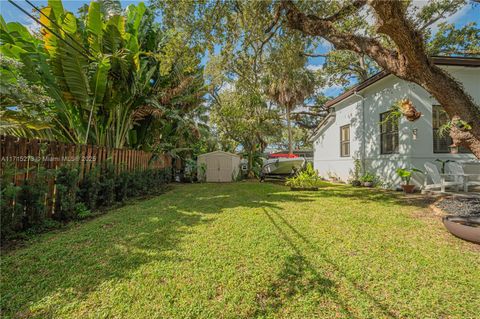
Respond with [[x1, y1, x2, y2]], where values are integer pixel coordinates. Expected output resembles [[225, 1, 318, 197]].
[[353, 90, 366, 174]]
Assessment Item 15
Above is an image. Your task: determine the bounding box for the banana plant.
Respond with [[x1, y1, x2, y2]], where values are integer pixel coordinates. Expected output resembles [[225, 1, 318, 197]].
[[37, 0, 155, 147], [1, 0, 206, 150]]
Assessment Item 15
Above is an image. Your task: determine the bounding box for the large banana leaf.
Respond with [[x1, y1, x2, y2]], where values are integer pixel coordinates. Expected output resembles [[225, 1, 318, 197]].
[[48, 0, 64, 21], [90, 56, 110, 106], [87, 1, 103, 53], [0, 15, 7, 30], [60, 41, 90, 108], [61, 12, 77, 34], [102, 24, 123, 53], [39, 7, 58, 57], [0, 43, 26, 59], [5, 22, 33, 41], [125, 2, 146, 36]]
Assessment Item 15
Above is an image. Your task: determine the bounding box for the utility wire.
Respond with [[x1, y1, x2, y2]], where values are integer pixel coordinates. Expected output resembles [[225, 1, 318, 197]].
[[7, 0, 91, 60], [23, 0, 92, 58]]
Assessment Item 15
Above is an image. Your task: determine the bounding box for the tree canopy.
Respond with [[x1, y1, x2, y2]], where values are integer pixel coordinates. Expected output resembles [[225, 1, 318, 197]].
[[152, 0, 480, 157], [1, 0, 210, 156]]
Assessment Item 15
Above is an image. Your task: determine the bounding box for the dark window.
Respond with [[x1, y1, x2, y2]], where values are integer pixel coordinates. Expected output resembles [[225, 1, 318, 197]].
[[432, 105, 470, 153], [340, 125, 350, 157], [380, 111, 399, 154]]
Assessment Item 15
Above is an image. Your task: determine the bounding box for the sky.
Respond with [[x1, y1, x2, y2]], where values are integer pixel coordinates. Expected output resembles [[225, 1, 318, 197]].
[[1, 0, 479, 98]]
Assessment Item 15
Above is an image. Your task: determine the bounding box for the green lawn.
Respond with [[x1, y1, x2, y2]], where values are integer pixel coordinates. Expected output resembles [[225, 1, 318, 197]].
[[1, 182, 479, 318]]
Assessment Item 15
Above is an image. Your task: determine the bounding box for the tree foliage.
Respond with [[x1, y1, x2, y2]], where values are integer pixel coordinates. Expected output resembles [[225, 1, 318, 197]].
[[152, 0, 480, 157], [1, 0, 208, 152]]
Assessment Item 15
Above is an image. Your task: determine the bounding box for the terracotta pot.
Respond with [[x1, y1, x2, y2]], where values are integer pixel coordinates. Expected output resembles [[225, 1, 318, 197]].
[[443, 216, 480, 244], [401, 184, 416, 193]]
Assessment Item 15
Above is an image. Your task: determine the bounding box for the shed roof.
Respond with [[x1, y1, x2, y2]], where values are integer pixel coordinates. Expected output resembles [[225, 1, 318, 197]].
[[197, 150, 240, 158]]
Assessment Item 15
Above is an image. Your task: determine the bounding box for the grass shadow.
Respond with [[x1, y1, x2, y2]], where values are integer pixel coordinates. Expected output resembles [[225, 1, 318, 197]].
[[261, 206, 401, 318], [0, 182, 316, 317], [0, 181, 437, 318]]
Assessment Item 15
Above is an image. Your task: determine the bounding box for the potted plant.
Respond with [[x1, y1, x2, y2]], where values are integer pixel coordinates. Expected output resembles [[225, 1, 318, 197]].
[[360, 172, 376, 187], [396, 168, 422, 193]]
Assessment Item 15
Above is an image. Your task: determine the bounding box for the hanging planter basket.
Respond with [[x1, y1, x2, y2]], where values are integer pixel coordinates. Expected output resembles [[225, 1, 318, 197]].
[[399, 99, 421, 122]]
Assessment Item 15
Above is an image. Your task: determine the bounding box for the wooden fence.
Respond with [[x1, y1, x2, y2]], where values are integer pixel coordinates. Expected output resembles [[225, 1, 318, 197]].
[[0, 135, 172, 215]]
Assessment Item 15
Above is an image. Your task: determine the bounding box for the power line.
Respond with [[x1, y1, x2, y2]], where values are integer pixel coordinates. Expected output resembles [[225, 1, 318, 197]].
[[7, 0, 91, 60], [23, 0, 92, 58]]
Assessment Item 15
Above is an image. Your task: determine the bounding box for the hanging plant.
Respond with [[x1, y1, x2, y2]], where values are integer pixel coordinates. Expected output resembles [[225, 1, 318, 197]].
[[438, 119, 472, 137], [380, 98, 421, 125], [398, 99, 421, 121]]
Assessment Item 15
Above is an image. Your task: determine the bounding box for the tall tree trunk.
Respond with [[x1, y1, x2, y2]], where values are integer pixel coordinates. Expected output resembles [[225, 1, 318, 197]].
[[287, 106, 293, 154], [247, 142, 257, 179], [247, 149, 254, 178], [409, 65, 480, 156]]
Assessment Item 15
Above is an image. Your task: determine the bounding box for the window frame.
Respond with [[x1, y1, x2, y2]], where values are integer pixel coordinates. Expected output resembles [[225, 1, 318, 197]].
[[432, 105, 450, 153], [432, 105, 470, 154], [340, 124, 350, 157], [380, 111, 399, 155]]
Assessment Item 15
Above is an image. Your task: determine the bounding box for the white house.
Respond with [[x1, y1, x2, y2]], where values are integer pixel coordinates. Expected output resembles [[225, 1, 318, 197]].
[[311, 56, 480, 189]]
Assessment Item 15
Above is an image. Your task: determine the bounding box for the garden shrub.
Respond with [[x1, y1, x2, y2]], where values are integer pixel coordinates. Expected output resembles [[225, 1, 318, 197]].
[[114, 171, 130, 202], [0, 164, 23, 240], [77, 168, 100, 210], [25, 218, 63, 236], [1, 165, 170, 241], [17, 168, 50, 228], [54, 166, 79, 221], [75, 202, 93, 219], [97, 164, 116, 207], [286, 163, 324, 189], [125, 171, 138, 198]]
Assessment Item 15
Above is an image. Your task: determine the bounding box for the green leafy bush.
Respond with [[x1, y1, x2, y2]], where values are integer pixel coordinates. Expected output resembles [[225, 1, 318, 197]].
[[1, 165, 171, 241], [0, 164, 23, 239], [18, 168, 50, 227], [54, 166, 79, 221], [127, 171, 143, 198], [75, 203, 93, 219], [78, 168, 100, 210], [97, 164, 116, 207], [286, 163, 324, 189], [115, 171, 131, 202]]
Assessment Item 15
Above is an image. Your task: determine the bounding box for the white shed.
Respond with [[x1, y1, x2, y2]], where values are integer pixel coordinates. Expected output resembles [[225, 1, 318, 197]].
[[197, 151, 241, 182]]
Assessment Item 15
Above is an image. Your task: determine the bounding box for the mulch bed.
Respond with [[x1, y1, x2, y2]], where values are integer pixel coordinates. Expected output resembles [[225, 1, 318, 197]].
[[435, 197, 480, 217]]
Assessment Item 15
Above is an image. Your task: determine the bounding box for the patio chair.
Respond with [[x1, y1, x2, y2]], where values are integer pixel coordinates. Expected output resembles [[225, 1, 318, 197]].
[[423, 162, 463, 193], [446, 162, 480, 192]]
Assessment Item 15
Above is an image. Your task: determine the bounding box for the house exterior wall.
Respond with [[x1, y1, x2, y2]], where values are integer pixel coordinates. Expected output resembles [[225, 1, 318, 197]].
[[312, 99, 362, 181], [313, 65, 479, 189]]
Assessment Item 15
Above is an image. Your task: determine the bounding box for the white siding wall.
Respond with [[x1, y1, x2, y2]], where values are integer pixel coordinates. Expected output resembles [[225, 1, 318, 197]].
[[313, 65, 479, 188], [313, 99, 362, 181]]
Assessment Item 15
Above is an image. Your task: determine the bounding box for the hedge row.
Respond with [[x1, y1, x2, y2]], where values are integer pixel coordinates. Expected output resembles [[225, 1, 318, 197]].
[[0, 165, 172, 241]]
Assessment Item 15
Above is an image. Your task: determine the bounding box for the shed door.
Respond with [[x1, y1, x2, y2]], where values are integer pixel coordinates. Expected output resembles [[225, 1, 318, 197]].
[[206, 156, 219, 182], [218, 155, 232, 182]]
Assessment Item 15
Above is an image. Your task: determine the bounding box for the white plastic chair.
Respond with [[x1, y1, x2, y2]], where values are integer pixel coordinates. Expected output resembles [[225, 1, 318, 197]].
[[446, 162, 480, 192], [423, 162, 463, 193]]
